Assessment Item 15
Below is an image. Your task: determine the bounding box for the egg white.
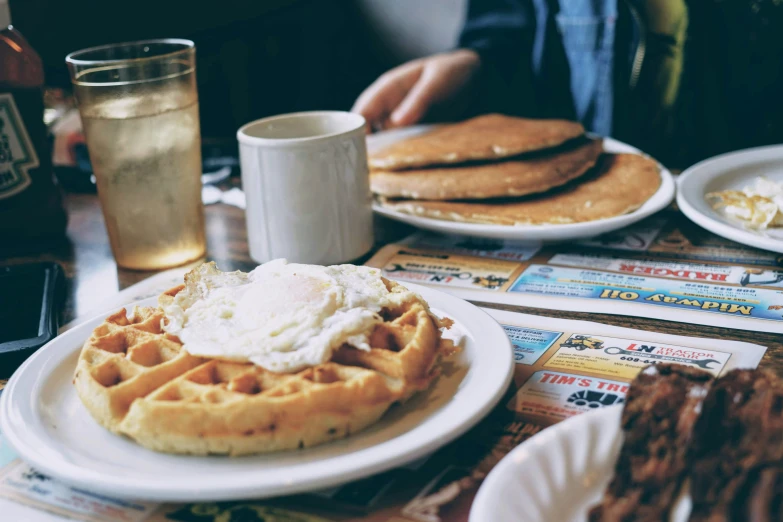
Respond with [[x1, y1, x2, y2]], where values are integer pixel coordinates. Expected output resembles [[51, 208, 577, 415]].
[[162, 259, 415, 373]]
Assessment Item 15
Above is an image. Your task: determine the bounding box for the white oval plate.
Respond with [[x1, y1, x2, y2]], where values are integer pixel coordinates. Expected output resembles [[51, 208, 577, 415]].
[[472, 406, 620, 522], [0, 283, 513, 502], [368, 126, 675, 241], [677, 144, 783, 254], [470, 405, 692, 522]]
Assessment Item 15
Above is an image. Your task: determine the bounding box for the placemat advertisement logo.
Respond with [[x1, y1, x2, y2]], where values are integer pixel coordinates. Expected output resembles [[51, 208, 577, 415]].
[[368, 225, 783, 332]]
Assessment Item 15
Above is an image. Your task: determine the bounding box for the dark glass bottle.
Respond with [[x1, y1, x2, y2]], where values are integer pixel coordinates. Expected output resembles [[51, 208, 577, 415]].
[[0, 0, 67, 248]]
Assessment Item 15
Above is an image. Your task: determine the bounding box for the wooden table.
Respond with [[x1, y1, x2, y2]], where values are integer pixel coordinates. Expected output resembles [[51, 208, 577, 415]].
[[3, 187, 783, 522], [6, 189, 782, 374]]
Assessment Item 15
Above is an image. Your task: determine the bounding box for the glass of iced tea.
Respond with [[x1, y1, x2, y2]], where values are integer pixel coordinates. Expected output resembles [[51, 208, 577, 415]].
[[66, 39, 205, 270]]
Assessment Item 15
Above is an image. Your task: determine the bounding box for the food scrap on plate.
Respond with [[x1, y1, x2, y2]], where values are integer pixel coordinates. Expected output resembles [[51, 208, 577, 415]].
[[707, 177, 783, 230]]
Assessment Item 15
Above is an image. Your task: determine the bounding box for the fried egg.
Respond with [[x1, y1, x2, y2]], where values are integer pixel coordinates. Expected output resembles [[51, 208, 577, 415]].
[[161, 260, 417, 373], [707, 176, 783, 230]]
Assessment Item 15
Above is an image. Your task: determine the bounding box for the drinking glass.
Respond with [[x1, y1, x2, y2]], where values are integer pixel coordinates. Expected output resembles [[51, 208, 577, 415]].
[[66, 39, 206, 270]]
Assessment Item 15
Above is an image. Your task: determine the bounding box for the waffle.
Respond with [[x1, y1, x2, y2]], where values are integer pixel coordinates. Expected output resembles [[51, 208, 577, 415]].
[[73, 280, 448, 456]]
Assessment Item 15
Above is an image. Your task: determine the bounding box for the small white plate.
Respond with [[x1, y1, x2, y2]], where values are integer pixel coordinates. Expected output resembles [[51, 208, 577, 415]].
[[368, 126, 675, 241], [0, 283, 513, 502], [470, 405, 692, 522], [470, 406, 621, 522], [677, 144, 783, 254]]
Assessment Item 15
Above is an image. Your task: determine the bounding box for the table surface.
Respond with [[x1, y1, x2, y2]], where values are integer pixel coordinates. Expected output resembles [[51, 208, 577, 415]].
[[6, 188, 783, 375]]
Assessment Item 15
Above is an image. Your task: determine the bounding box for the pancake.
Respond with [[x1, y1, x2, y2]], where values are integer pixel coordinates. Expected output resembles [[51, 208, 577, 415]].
[[370, 137, 603, 200], [380, 154, 661, 225], [369, 114, 585, 171]]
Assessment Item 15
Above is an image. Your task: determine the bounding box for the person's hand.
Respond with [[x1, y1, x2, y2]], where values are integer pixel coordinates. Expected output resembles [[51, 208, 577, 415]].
[[352, 49, 480, 131]]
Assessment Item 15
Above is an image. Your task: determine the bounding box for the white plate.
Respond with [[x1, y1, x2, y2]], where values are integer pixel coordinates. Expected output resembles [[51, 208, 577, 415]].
[[470, 405, 692, 522], [0, 283, 513, 502], [368, 126, 675, 240], [678, 144, 783, 254], [470, 406, 621, 522]]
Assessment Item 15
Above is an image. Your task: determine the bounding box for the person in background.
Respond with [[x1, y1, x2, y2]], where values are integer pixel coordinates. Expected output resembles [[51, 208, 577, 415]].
[[352, 1, 783, 169]]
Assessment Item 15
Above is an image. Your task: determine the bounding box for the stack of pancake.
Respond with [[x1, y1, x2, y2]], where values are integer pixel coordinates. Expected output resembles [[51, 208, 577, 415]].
[[370, 114, 661, 226]]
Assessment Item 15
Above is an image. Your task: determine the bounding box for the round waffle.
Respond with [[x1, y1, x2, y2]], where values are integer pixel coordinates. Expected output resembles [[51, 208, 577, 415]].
[[73, 279, 449, 456]]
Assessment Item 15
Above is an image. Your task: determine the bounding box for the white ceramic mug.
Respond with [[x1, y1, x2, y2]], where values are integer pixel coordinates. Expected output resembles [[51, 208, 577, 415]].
[[237, 111, 373, 265]]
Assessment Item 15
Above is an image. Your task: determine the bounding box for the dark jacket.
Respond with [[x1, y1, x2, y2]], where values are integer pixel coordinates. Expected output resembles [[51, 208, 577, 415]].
[[459, 0, 783, 168]]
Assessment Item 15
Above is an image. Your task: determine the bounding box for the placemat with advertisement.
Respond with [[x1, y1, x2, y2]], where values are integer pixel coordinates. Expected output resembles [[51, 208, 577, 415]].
[[0, 304, 766, 522], [366, 211, 783, 333]]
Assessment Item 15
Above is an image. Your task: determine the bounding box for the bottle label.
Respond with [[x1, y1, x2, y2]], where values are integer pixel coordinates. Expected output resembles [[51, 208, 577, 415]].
[[0, 93, 39, 200]]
